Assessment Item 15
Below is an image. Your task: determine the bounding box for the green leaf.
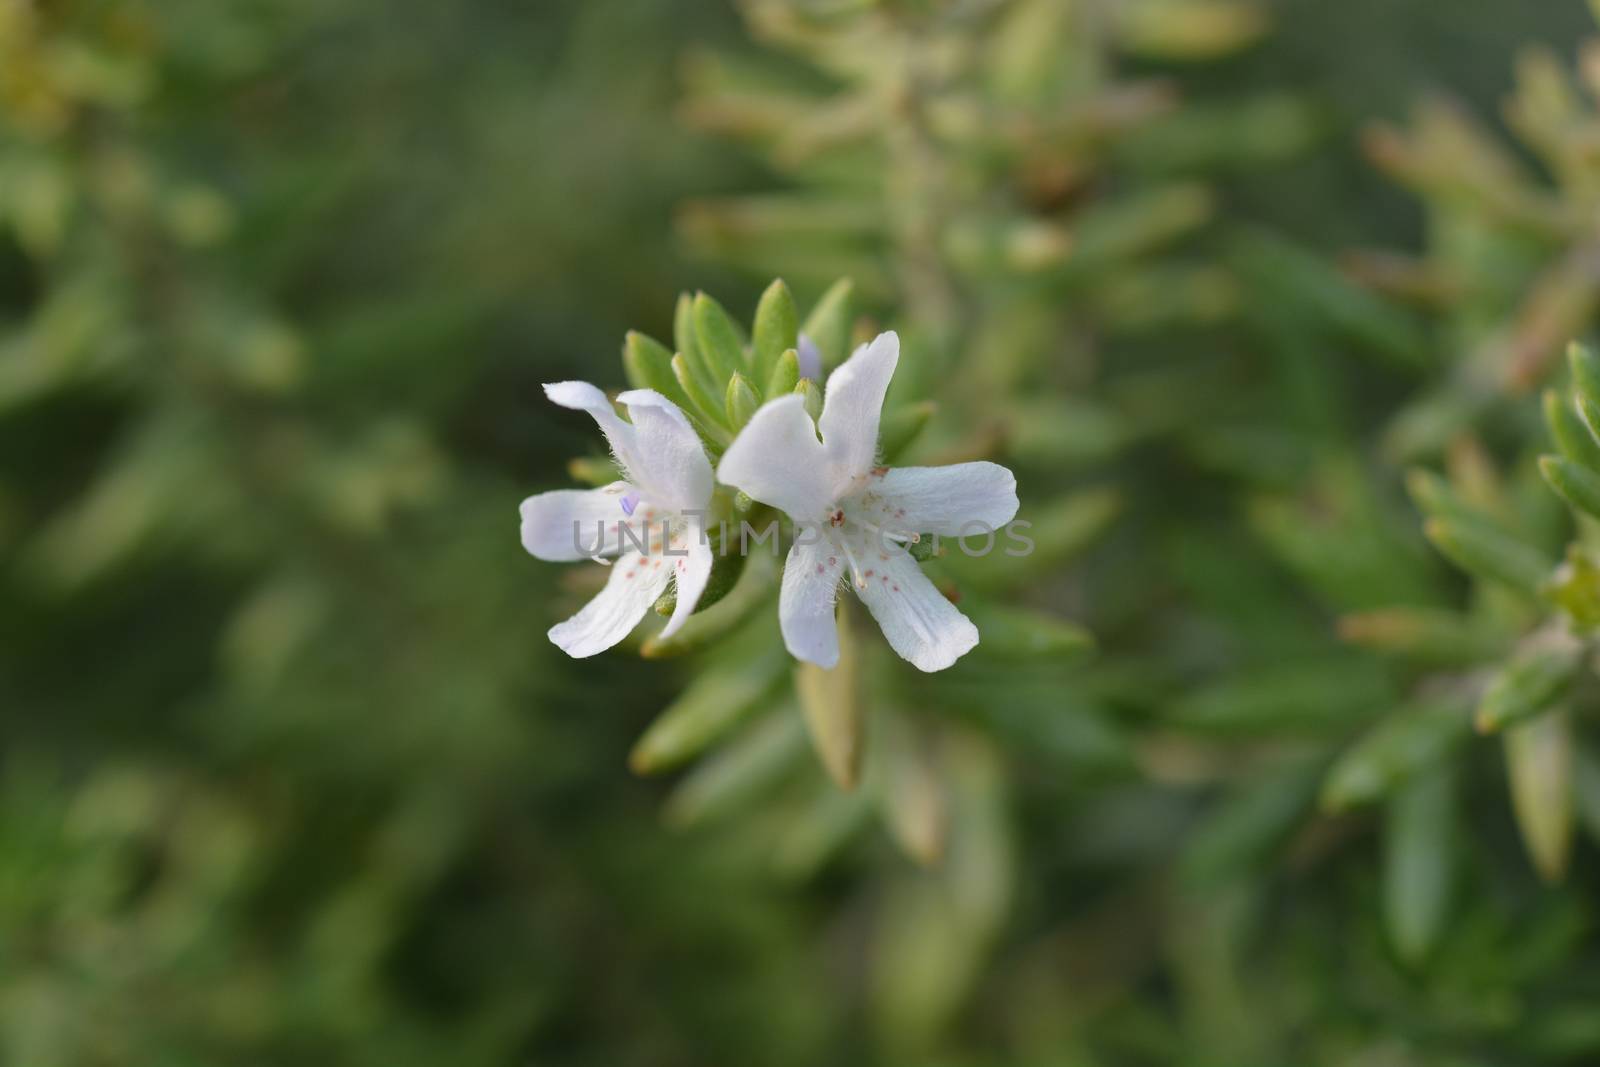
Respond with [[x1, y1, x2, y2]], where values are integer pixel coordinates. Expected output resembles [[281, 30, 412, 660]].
[[663, 711, 808, 829], [622, 330, 692, 410], [795, 377, 823, 424], [1540, 454, 1600, 519], [629, 640, 788, 774], [726, 371, 761, 428], [1322, 697, 1474, 811], [566, 455, 621, 487], [751, 278, 798, 385], [794, 609, 863, 789], [1506, 708, 1575, 883], [670, 352, 733, 439], [1568, 340, 1600, 415], [1475, 636, 1581, 733], [692, 291, 747, 385], [1337, 607, 1510, 666], [801, 278, 854, 371], [1543, 388, 1600, 472], [765, 348, 800, 399], [1546, 546, 1600, 630], [1181, 756, 1322, 888], [1423, 516, 1551, 596], [962, 604, 1094, 661], [1383, 763, 1456, 966], [880, 401, 936, 463], [673, 291, 698, 365]]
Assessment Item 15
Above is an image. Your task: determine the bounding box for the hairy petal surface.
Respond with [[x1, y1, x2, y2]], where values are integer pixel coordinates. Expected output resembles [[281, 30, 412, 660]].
[[819, 331, 898, 487], [660, 516, 715, 639], [869, 462, 1019, 536], [544, 382, 711, 514], [520, 482, 635, 561], [548, 549, 673, 658], [718, 394, 835, 521], [780, 534, 844, 669], [616, 389, 714, 512], [853, 545, 978, 672]]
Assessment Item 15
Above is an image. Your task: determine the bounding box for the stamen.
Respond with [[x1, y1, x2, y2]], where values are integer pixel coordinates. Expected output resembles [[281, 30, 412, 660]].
[[619, 492, 640, 517], [854, 517, 915, 544], [839, 539, 868, 589]]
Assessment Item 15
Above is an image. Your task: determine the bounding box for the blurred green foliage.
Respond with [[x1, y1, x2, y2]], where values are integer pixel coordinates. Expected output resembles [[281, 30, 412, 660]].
[[7, 1, 1600, 1066]]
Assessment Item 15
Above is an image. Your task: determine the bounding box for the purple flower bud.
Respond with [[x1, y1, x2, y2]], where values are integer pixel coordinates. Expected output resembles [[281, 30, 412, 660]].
[[796, 333, 823, 382]]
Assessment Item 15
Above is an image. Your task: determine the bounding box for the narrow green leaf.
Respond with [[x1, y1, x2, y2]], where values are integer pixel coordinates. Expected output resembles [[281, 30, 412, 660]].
[[629, 643, 788, 774], [1181, 756, 1322, 888], [1506, 708, 1575, 883], [1383, 763, 1455, 966], [670, 353, 732, 438], [796, 377, 823, 424], [1321, 697, 1474, 810], [801, 278, 854, 371], [693, 291, 747, 384], [674, 292, 698, 365], [1540, 454, 1600, 519], [873, 710, 947, 867], [963, 603, 1094, 661], [765, 348, 800, 399], [663, 711, 808, 829], [623, 330, 693, 411], [880, 401, 937, 463], [1547, 546, 1600, 630], [1338, 607, 1510, 666], [1423, 516, 1551, 596], [566, 455, 621, 487], [794, 609, 863, 789], [1568, 340, 1600, 414], [1543, 389, 1600, 471], [751, 278, 798, 385], [1475, 636, 1581, 733], [726, 371, 761, 428]]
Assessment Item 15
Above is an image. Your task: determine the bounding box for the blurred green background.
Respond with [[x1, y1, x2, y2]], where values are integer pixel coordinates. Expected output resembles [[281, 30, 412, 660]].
[[5, 1, 1600, 1065]]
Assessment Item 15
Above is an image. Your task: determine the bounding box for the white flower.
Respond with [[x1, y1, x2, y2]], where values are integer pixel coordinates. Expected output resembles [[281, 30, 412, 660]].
[[520, 382, 715, 658], [718, 331, 1018, 672]]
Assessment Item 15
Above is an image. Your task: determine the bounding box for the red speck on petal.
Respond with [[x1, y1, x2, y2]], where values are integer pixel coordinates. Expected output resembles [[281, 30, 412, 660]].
[[625, 571, 636, 579], [816, 564, 825, 574], [864, 569, 874, 578], [892, 584, 900, 592], [828, 556, 837, 566]]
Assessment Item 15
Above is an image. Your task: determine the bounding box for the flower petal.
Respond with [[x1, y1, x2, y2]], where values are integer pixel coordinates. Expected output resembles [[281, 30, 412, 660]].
[[852, 545, 978, 672], [660, 516, 715, 639], [819, 331, 898, 487], [544, 382, 711, 514], [780, 533, 844, 668], [867, 462, 1018, 536], [520, 481, 636, 560], [718, 394, 834, 521], [548, 549, 673, 658], [616, 389, 714, 512]]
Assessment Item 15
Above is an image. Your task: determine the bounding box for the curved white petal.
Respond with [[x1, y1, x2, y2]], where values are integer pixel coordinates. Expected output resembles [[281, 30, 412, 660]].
[[616, 389, 714, 512], [864, 462, 1019, 537], [852, 545, 978, 672], [660, 516, 715, 639], [548, 549, 673, 658], [819, 331, 898, 487], [718, 394, 834, 521], [544, 382, 711, 514], [780, 533, 844, 669], [520, 481, 635, 560]]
